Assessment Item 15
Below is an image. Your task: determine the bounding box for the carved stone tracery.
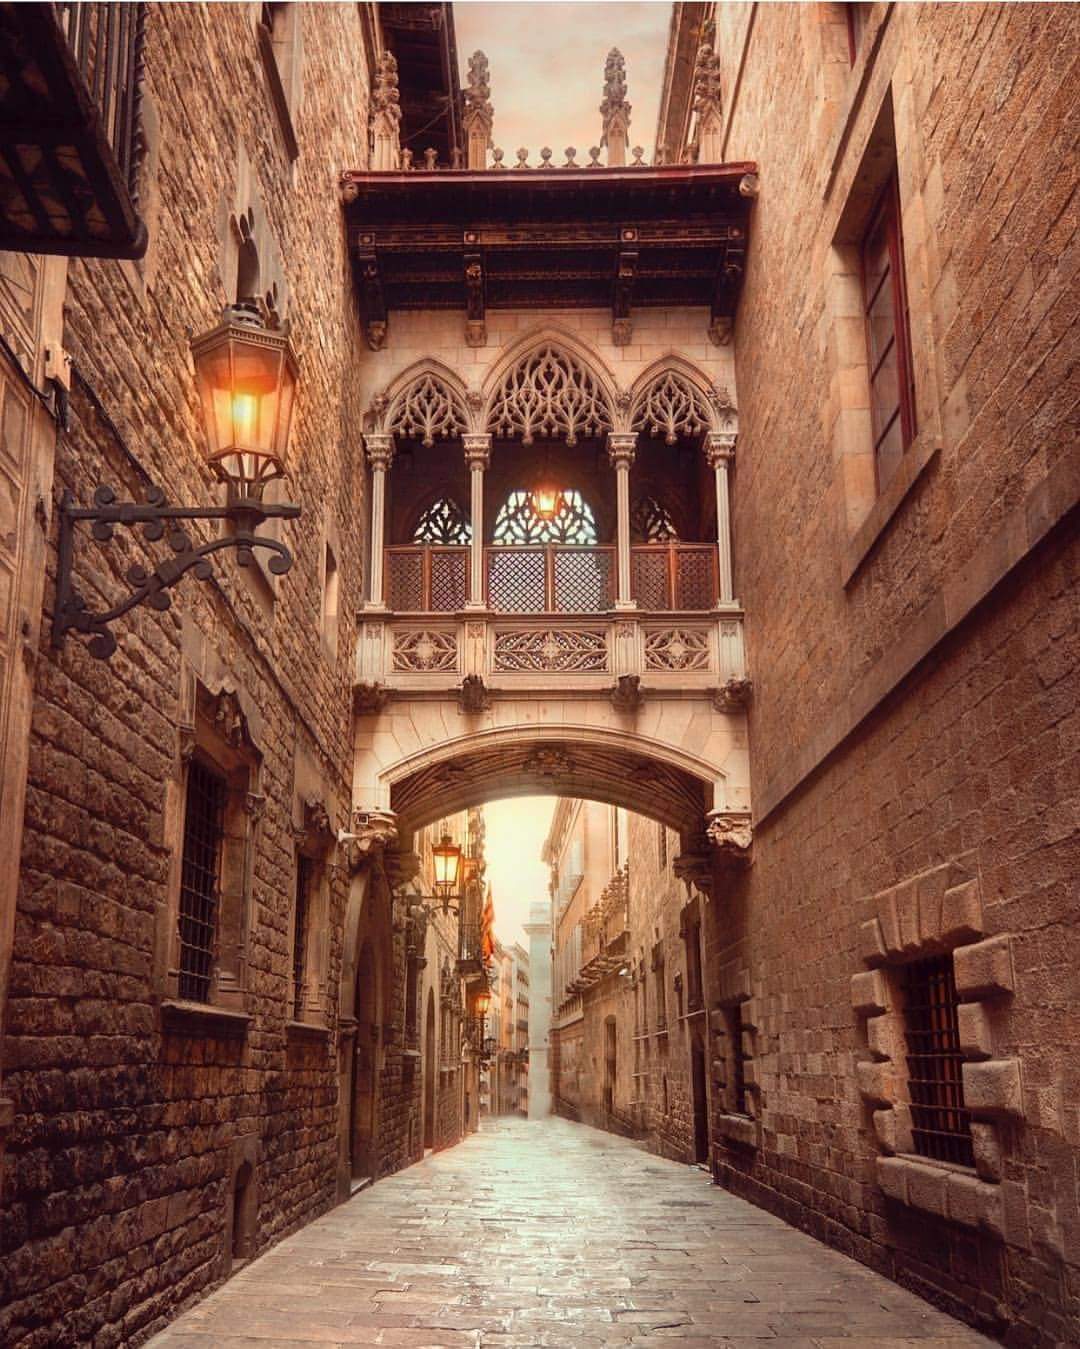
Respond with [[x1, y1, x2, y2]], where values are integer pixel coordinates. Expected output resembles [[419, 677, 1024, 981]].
[[492, 627, 608, 673], [385, 372, 469, 447], [631, 370, 712, 444], [392, 629, 458, 673], [486, 344, 614, 446], [643, 627, 711, 672]]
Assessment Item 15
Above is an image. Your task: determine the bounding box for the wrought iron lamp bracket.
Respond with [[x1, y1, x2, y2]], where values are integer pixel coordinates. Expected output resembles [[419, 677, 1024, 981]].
[[52, 483, 301, 660]]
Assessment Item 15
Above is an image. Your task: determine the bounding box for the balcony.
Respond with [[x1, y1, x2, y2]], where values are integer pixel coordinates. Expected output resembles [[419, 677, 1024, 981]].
[[361, 542, 743, 693], [0, 2, 148, 258], [386, 542, 718, 615], [457, 920, 487, 981]]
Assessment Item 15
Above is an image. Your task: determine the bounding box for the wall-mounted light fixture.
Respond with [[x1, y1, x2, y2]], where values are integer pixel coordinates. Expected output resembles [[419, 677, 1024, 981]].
[[52, 303, 301, 660]]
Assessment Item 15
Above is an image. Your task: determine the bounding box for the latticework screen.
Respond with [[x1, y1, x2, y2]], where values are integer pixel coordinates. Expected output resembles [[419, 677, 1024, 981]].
[[430, 549, 468, 610], [387, 549, 424, 612], [631, 550, 670, 610], [552, 548, 614, 612], [673, 547, 716, 610], [487, 548, 546, 612]]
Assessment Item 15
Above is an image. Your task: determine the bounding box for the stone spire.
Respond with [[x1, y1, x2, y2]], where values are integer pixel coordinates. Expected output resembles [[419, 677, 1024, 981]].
[[600, 47, 631, 167], [371, 49, 401, 171], [463, 50, 493, 169], [691, 29, 723, 163]]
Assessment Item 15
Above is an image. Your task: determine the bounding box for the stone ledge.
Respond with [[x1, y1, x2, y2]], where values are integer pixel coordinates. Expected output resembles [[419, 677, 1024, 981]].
[[876, 1155, 1003, 1237], [714, 1111, 759, 1148], [160, 1000, 252, 1039], [285, 1019, 332, 1044]]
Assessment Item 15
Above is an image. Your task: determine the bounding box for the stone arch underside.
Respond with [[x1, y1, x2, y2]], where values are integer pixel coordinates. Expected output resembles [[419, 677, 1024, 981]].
[[387, 731, 715, 838]]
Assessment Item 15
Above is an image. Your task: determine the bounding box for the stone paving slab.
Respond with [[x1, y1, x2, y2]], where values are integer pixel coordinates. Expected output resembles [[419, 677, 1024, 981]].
[[146, 1117, 994, 1349]]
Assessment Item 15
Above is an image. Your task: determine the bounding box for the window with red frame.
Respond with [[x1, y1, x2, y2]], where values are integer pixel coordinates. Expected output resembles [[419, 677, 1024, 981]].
[[860, 174, 916, 494]]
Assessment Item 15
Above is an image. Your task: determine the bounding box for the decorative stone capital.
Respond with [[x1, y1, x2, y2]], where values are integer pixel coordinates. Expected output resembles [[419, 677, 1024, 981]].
[[244, 791, 266, 822], [386, 848, 422, 892], [739, 172, 760, 198], [711, 676, 752, 713], [607, 431, 637, 468], [704, 431, 736, 469], [463, 434, 492, 469], [706, 810, 753, 865], [364, 432, 395, 471], [342, 808, 398, 872]]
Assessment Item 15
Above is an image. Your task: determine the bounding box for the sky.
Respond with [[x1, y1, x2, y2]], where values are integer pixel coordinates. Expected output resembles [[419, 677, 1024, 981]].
[[454, 2, 671, 163], [482, 795, 557, 950]]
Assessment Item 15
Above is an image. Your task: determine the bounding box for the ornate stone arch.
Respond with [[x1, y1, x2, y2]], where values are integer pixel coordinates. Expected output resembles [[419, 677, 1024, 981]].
[[628, 356, 733, 441], [371, 360, 473, 445], [482, 328, 619, 445]]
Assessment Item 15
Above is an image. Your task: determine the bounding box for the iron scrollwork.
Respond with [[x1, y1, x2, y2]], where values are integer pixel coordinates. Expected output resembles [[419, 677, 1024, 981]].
[[52, 483, 301, 660]]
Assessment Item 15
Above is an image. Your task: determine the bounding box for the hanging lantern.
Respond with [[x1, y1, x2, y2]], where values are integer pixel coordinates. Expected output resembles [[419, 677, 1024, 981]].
[[530, 482, 564, 522], [432, 831, 463, 899], [474, 989, 491, 1017], [191, 302, 299, 497]]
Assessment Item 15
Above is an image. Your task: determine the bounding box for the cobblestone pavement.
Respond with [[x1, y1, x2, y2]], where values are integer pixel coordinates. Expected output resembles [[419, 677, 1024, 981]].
[[147, 1117, 994, 1349]]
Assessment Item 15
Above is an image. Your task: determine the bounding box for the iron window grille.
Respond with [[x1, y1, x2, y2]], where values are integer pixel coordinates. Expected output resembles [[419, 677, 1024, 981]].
[[902, 955, 975, 1168], [292, 855, 312, 1020], [178, 758, 227, 1003]]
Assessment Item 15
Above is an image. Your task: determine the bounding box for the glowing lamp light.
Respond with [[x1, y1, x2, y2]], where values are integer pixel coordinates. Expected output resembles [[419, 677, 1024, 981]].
[[191, 303, 298, 497], [474, 989, 492, 1018], [530, 483, 563, 522], [432, 832, 463, 899]]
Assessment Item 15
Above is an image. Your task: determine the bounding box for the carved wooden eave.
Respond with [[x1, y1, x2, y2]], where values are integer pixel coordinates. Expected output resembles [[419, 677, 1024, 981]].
[[340, 163, 756, 348], [0, 2, 147, 259]]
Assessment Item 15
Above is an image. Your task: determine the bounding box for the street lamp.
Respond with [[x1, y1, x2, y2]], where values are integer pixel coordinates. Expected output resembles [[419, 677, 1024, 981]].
[[431, 832, 463, 906], [52, 303, 302, 660]]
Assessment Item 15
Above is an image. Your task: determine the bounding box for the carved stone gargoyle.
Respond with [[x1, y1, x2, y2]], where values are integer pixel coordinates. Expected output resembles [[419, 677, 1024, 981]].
[[295, 794, 335, 855], [609, 673, 644, 712], [354, 681, 390, 715], [711, 677, 753, 713], [706, 810, 753, 867], [342, 808, 398, 872], [458, 674, 490, 714]]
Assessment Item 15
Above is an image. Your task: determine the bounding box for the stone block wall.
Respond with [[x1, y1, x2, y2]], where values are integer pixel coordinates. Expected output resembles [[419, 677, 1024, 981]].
[[0, 6, 376, 1345], [694, 3, 1079, 1342]]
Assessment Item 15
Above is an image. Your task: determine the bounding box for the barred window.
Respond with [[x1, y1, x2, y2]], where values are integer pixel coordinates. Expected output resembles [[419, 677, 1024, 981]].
[[292, 855, 312, 1020], [902, 956, 975, 1167], [178, 759, 227, 1003]]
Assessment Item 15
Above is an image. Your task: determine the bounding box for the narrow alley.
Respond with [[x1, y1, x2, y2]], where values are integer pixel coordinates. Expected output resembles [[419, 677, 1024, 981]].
[[148, 1118, 993, 1349]]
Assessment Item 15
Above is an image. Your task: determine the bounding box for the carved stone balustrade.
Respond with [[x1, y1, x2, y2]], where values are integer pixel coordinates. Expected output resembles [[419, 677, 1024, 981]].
[[355, 611, 746, 695]]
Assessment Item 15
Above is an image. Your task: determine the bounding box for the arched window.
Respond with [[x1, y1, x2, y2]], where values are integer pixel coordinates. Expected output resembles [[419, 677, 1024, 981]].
[[631, 496, 680, 542], [412, 497, 472, 544], [492, 489, 598, 545]]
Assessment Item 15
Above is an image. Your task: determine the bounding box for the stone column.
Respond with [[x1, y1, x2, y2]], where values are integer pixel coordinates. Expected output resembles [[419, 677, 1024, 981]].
[[463, 434, 491, 607], [705, 431, 736, 606], [364, 433, 394, 609], [607, 432, 637, 610]]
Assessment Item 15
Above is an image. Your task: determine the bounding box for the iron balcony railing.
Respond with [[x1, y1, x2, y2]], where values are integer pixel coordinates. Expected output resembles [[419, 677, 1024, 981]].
[[385, 542, 717, 614]]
